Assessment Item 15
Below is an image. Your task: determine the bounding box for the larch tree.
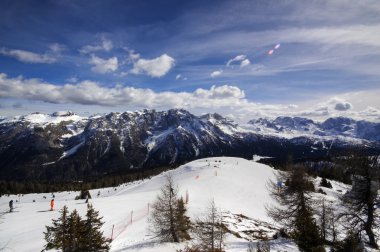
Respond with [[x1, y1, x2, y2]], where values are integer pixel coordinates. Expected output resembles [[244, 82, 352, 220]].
[[193, 200, 226, 252], [338, 154, 379, 249], [149, 174, 190, 242]]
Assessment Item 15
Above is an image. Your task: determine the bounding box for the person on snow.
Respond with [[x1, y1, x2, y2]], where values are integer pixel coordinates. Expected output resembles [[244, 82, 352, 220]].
[[9, 200, 13, 212], [85, 194, 89, 203], [277, 180, 283, 193], [50, 198, 54, 211]]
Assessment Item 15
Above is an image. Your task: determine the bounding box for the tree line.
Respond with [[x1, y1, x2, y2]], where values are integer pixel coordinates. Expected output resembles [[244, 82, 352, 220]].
[[267, 153, 379, 251], [0, 165, 174, 195]]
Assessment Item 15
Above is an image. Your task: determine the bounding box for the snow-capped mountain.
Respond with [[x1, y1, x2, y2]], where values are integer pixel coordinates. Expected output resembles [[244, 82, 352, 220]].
[[246, 116, 380, 143], [0, 110, 379, 182]]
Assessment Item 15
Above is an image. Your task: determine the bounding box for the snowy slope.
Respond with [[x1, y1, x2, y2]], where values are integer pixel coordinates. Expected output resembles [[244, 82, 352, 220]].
[[0, 157, 302, 251], [2, 156, 374, 251], [2, 157, 378, 251], [2, 111, 85, 127]]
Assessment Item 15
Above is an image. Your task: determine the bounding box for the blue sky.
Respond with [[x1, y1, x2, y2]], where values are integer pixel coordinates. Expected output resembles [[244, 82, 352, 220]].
[[0, 0, 379, 121]]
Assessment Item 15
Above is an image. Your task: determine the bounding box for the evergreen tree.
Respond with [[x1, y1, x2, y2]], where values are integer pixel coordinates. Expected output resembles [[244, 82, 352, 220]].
[[44, 205, 110, 252], [293, 206, 324, 251], [67, 209, 85, 251], [82, 204, 110, 251], [43, 206, 70, 251]]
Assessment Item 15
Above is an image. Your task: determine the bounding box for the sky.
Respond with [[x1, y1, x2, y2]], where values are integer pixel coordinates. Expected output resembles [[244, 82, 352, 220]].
[[0, 0, 379, 122]]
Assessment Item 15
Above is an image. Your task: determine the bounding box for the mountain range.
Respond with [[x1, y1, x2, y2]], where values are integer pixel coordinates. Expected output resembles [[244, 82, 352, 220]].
[[1, 109, 379, 182]]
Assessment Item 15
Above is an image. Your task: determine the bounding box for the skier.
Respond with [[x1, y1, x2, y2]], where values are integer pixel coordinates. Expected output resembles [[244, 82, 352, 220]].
[[277, 181, 283, 193], [50, 198, 54, 211], [9, 200, 13, 212], [85, 194, 89, 203]]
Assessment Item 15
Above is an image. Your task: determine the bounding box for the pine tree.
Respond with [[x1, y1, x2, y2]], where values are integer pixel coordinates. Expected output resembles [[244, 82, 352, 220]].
[[43, 206, 70, 251], [44, 204, 110, 252], [293, 205, 324, 251], [67, 209, 85, 251], [175, 197, 191, 241], [82, 204, 110, 251]]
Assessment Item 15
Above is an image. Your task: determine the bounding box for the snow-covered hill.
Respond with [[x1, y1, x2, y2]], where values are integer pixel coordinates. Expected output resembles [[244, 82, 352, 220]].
[[0, 157, 354, 252]]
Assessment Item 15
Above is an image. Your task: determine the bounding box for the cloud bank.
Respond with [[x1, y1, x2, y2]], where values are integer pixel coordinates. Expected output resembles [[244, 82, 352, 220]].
[[1, 73, 378, 122]]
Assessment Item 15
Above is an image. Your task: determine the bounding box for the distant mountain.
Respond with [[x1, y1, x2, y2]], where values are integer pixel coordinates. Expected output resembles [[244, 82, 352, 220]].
[[246, 116, 380, 143], [0, 110, 379, 182]]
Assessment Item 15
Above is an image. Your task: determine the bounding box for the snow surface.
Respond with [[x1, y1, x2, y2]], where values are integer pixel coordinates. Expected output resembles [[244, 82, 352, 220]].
[[0, 157, 362, 252], [1, 112, 85, 127], [59, 140, 86, 159]]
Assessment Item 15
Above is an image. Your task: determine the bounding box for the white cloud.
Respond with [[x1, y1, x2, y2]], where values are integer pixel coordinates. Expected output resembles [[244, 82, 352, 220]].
[[49, 43, 66, 53], [210, 70, 223, 78], [119, 71, 129, 77], [79, 38, 113, 54], [128, 50, 140, 61], [131, 54, 175, 78], [66, 77, 78, 83], [194, 85, 245, 99], [89, 55, 118, 74], [0, 47, 56, 64], [226, 55, 247, 67], [0, 73, 378, 123], [240, 59, 250, 68], [0, 73, 243, 108], [176, 74, 187, 80]]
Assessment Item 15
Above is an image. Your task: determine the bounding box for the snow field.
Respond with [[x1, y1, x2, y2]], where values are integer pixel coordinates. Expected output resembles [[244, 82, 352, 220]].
[[1, 157, 299, 251]]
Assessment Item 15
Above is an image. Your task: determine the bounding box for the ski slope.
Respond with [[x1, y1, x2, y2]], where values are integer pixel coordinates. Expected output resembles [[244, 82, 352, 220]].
[[0, 157, 339, 251]]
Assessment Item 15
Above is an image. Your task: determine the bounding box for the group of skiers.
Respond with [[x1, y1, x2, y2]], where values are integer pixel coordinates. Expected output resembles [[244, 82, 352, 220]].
[[7, 194, 91, 212], [8, 198, 55, 212]]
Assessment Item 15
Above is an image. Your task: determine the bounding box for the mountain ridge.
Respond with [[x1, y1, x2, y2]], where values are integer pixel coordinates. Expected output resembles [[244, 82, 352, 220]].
[[1, 109, 379, 182]]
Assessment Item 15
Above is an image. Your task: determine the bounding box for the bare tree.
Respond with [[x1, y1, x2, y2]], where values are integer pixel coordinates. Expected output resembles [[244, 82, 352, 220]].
[[149, 174, 190, 242], [338, 154, 379, 249], [193, 200, 226, 252], [317, 198, 338, 245]]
